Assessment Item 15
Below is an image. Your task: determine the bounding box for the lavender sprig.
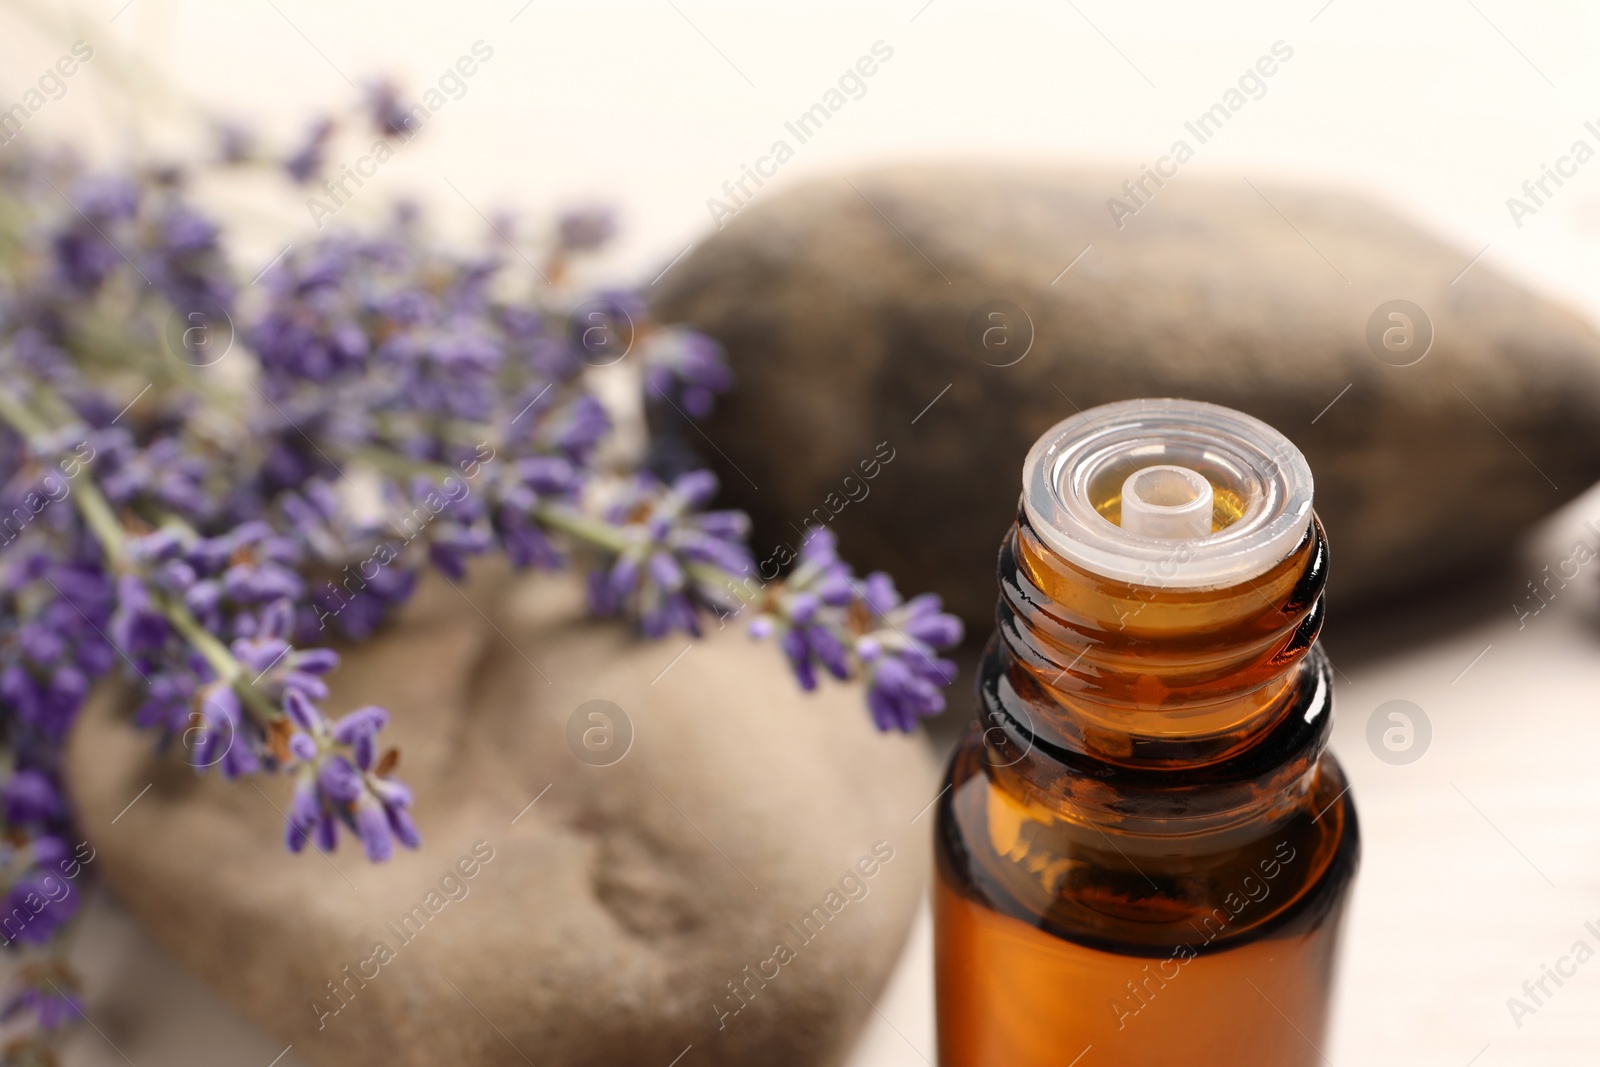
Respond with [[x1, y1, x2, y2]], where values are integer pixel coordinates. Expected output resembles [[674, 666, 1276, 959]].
[[0, 388, 414, 864], [578, 470, 753, 636], [746, 528, 963, 731], [0, 104, 965, 1061]]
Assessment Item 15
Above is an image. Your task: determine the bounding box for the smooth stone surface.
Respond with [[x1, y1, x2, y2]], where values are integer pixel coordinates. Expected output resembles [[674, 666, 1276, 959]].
[[65, 566, 936, 1067], [653, 165, 1600, 624]]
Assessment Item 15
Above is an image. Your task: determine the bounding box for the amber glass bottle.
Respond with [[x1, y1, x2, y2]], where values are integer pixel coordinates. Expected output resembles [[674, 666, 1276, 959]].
[[934, 399, 1358, 1067]]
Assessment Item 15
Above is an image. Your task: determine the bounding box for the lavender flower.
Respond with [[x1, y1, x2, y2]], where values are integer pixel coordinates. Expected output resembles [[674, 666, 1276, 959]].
[[0, 551, 113, 746], [545, 394, 611, 463], [365, 80, 418, 140], [250, 239, 374, 386], [0, 111, 963, 1063], [855, 581, 962, 733], [585, 470, 752, 637], [50, 176, 137, 293], [0, 968, 82, 1030], [748, 527, 962, 731], [214, 121, 256, 165], [556, 206, 616, 252], [278, 480, 416, 641], [0, 845, 81, 944], [283, 691, 417, 862], [491, 455, 581, 568], [285, 117, 335, 183], [642, 327, 733, 419], [3, 770, 64, 827]]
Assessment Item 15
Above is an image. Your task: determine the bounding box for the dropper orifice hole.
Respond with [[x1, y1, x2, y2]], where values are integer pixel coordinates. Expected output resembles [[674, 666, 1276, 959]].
[[1120, 465, 1214, 541]]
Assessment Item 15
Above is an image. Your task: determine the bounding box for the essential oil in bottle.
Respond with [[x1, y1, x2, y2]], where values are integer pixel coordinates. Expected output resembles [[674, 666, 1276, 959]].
[[934, 398, 1358, 1067]]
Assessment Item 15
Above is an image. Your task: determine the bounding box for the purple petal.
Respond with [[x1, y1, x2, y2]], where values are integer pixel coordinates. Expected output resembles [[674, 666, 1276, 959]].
[[807, 625, 852, 681], [353, 796, 394, 862], [860, 572, 901, 616], [318, 755, 363, 804], [608, 555, 641, 602], [288, 732, 319, 762], [780, 627, 817, 691], [904, 611, 963, 649], [673, 470, 718, 508], [647, 551, 685, 591], [332, 705, 388, 744], [284, 689, 321, 733], [787, 592, 820, 625], [292, 648, 340, 674]]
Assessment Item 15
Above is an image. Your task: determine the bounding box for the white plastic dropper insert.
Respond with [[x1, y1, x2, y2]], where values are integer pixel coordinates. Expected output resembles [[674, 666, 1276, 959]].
[[1119, 464, 1215, 541], [1022, 398, 1314, 589]]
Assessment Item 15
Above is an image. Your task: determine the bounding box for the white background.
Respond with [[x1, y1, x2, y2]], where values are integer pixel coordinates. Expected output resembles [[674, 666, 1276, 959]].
[[6, 1, 1600, 314]]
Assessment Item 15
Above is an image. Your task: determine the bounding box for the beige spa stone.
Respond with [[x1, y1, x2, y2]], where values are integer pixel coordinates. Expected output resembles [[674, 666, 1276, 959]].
[[65, 566, 937, 1067], [654, 164, 1600, 624]]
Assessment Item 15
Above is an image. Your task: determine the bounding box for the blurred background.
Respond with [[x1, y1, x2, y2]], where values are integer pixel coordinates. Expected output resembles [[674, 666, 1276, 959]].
[[7, 0, 1600, 303], [4, 1, 1600, 1065]]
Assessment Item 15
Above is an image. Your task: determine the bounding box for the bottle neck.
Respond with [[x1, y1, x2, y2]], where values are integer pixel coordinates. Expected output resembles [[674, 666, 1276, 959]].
[[978, 509, 1331, 838]]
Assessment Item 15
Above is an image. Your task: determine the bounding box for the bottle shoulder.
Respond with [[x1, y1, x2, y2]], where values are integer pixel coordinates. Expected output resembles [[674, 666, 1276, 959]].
[[935, 725, 1360, 957]]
